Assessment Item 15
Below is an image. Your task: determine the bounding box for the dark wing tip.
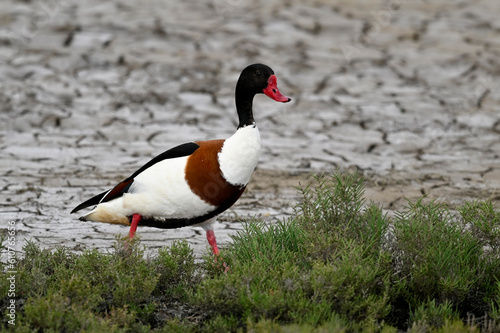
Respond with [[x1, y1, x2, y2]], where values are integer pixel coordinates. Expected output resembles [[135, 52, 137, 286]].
[[71, 201, 90, 214], [70, 189, 110, 214]]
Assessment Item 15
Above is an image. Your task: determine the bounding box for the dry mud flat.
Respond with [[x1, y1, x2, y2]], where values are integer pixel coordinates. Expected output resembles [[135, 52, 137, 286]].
[[0, 0, 499, 257]]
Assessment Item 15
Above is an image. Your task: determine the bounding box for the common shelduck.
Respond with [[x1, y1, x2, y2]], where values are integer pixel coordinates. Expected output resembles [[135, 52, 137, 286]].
[[71, 64, 291, 255]]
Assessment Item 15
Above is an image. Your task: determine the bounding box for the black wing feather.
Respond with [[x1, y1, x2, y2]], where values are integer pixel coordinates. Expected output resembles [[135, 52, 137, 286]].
[[71, 142, 200, 214], [127, 142, 199, 180], [70, 189, 109, 214]]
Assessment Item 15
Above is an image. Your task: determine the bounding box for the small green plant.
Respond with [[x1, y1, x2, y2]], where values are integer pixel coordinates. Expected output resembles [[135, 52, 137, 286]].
[[295, 172, 389, 264], [393, 198, 482, 306], [153, 239, 199, 299], [391, 197, 500, 329], [409, 299, 460, 329], [230, 218, 305, 268]]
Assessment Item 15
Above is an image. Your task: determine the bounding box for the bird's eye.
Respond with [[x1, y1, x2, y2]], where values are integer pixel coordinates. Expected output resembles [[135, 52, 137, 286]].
[[255, 70, 262, 77]]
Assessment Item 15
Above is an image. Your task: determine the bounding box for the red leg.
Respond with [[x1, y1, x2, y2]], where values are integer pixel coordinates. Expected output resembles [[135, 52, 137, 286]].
[[206, 228, 229, 273], [129, 214, 141, 239], [206, 229, 220, 255]]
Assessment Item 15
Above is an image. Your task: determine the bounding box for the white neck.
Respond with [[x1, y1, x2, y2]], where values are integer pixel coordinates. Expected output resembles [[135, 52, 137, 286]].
[[218, 125, 261, 186]]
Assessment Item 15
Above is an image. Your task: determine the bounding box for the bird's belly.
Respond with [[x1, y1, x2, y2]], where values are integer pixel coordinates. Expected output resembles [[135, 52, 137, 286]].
[[137, 184, 245, 229]]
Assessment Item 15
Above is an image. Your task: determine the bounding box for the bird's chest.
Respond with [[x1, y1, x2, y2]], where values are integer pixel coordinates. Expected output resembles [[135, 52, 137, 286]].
[[217, 125, 261, 186], [185, 139, 247, 208]]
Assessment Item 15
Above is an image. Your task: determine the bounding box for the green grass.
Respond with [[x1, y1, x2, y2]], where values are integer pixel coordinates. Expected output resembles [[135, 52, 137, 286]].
[[1, 171, 500, 332]]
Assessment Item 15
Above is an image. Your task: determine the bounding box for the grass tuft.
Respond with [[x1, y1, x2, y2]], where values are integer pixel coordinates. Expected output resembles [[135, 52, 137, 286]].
[[230, 218, 305, 268]]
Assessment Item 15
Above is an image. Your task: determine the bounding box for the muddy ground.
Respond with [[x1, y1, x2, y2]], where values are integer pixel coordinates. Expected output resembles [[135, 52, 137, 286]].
[[1, 0, 499, 258]]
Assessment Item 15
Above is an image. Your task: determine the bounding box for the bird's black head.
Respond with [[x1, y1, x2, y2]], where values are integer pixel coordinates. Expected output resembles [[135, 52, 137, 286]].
[[236, 64, 291, 103], [234, 64, 291, 128]]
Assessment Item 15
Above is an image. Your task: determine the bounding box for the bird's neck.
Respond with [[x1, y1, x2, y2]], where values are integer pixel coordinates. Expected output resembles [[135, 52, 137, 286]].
[[235, 89, 256, 128]]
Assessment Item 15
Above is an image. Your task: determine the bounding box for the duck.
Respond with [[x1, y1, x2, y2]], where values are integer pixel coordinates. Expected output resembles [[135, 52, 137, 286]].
[[71, 64, 291, 255]]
